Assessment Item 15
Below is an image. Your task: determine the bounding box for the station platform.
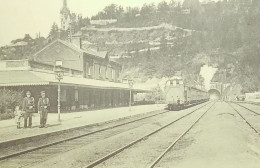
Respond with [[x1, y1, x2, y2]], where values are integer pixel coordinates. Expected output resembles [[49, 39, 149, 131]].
[[0, 104, 166, 146]]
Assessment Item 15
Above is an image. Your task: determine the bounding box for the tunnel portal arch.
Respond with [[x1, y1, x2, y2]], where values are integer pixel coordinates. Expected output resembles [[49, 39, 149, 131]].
[[208, 89, 221, 100]]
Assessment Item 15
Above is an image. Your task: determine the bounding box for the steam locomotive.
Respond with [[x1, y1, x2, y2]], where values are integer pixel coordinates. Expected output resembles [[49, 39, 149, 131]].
[[165, 77, 209, 110]]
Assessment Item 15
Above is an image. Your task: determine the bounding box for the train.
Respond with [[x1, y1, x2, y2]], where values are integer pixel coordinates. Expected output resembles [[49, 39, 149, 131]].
[[165, 77, 209, 110]]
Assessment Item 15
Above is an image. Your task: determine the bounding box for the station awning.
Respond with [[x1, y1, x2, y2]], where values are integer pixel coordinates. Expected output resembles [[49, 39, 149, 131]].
[[0, 71, 49, 86], [0, 70, 150, 92]]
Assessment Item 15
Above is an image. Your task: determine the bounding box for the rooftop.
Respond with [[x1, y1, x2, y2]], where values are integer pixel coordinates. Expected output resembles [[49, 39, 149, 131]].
[[33, 39, 119, 65], [0, 59, 149, 92]]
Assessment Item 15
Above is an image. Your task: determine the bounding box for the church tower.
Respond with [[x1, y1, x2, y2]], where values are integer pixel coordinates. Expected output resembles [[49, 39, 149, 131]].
[[60, 0, 71, 31]]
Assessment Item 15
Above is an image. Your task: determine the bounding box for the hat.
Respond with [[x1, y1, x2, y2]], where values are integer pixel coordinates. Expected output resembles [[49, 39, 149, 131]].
[[26, 91, 31, 94], [40, 91, 46, 94]]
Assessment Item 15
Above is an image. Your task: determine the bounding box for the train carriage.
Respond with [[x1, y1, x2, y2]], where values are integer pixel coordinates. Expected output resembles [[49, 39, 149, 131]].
[[165, 78, 209, 111]]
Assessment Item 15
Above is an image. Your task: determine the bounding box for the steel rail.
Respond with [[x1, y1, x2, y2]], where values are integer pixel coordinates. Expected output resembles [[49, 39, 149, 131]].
[[235, 101, 260, 106], [231, 102, 260, 115], [83, 102, 214, 168], [228, 103, 259, 134], [0, 109, 170, 161], [148, 102, 215, 168]]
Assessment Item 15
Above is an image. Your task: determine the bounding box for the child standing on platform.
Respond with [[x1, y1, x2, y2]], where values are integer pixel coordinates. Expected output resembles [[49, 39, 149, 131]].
[[14, 106, 23, 129]]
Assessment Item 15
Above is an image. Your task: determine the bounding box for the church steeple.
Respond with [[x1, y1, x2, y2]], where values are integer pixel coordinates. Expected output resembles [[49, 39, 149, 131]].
[[63, 0, 67, 9], [60, 0, 71, 31], [60, 0, 69, 14]]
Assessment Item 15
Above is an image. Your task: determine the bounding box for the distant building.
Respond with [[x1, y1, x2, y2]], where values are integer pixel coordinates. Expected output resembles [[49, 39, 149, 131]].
[[60, 0, 71, 31], [90, 19, 117, 26], [7, 41, 28, 48], [245, 92, 260, 102], [181, 8, 191, 14]]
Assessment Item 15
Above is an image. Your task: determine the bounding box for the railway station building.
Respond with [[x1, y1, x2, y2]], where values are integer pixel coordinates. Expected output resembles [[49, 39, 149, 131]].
[[0, 39, 148, 111]]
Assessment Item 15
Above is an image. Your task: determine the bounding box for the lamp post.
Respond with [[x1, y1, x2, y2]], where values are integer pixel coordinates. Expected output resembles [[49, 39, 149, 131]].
[[128, 79, 134, 111], [55, 60, 64, 122]]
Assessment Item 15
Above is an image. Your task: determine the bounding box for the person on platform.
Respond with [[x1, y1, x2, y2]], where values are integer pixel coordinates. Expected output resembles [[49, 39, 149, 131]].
[[14, 106, 23, 129], [38, 91, 50, 128], [177, 96, 180, 105], [22, 91, 35, 128]]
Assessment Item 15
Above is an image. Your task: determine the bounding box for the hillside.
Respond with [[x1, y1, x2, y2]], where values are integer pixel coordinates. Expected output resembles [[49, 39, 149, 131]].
[[80, 0, 260, 93], [80, 23, 192, 56]]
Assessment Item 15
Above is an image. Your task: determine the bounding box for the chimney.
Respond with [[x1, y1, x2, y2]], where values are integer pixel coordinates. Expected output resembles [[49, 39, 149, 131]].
[[71, 36, 82, 49]]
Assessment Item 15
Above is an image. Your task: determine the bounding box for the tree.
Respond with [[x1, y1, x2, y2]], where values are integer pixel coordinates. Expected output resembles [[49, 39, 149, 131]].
[[74, 15, 90, 32], [169, 0, 177, 9], [116, 6, 124, 20], [104, 4, 118, 19], [124, 7, 140, 22], [140, 3, 156, 19], [157, 1, 170, 21], [48, 23, 59, 39], [0, 89, 23, 115], [158, 1, 170, 13], [182, 0, 202, 14]]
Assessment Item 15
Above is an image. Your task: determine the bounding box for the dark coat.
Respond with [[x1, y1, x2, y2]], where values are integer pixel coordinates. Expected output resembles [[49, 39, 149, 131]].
[[38, 97, 50, 112], [22, 97, 35, 113]]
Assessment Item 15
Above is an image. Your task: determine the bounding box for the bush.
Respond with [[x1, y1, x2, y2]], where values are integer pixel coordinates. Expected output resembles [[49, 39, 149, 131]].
[[0, 112, 15, 120], [0, 89, 23, 120]]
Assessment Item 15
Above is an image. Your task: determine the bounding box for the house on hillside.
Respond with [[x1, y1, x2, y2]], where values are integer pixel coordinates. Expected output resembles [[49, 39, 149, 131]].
[[90, 19, 117, 26]]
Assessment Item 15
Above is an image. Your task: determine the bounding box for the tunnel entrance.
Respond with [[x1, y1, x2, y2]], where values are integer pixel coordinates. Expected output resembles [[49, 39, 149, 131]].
[[208, 89, 221, 100]]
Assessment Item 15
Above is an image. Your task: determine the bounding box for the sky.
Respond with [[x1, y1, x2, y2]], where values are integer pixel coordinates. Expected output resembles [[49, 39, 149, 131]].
[[0, 0, 219, 46]]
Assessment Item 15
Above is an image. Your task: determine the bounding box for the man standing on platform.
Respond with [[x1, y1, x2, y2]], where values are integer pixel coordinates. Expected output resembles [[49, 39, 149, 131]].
[[38, 91, 50, 128], [22, 91, 35, 128]]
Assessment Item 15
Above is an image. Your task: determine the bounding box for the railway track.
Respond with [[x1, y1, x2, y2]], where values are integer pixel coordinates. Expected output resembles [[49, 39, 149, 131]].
[[147, 102, 214, 168], [228, 102, 260, 134], [0, 109, 170, 166], [236, 101, 260, 106], [0, 102, 210, 168], [83, 102, 215, 168], [231, 102, 260, 116]]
